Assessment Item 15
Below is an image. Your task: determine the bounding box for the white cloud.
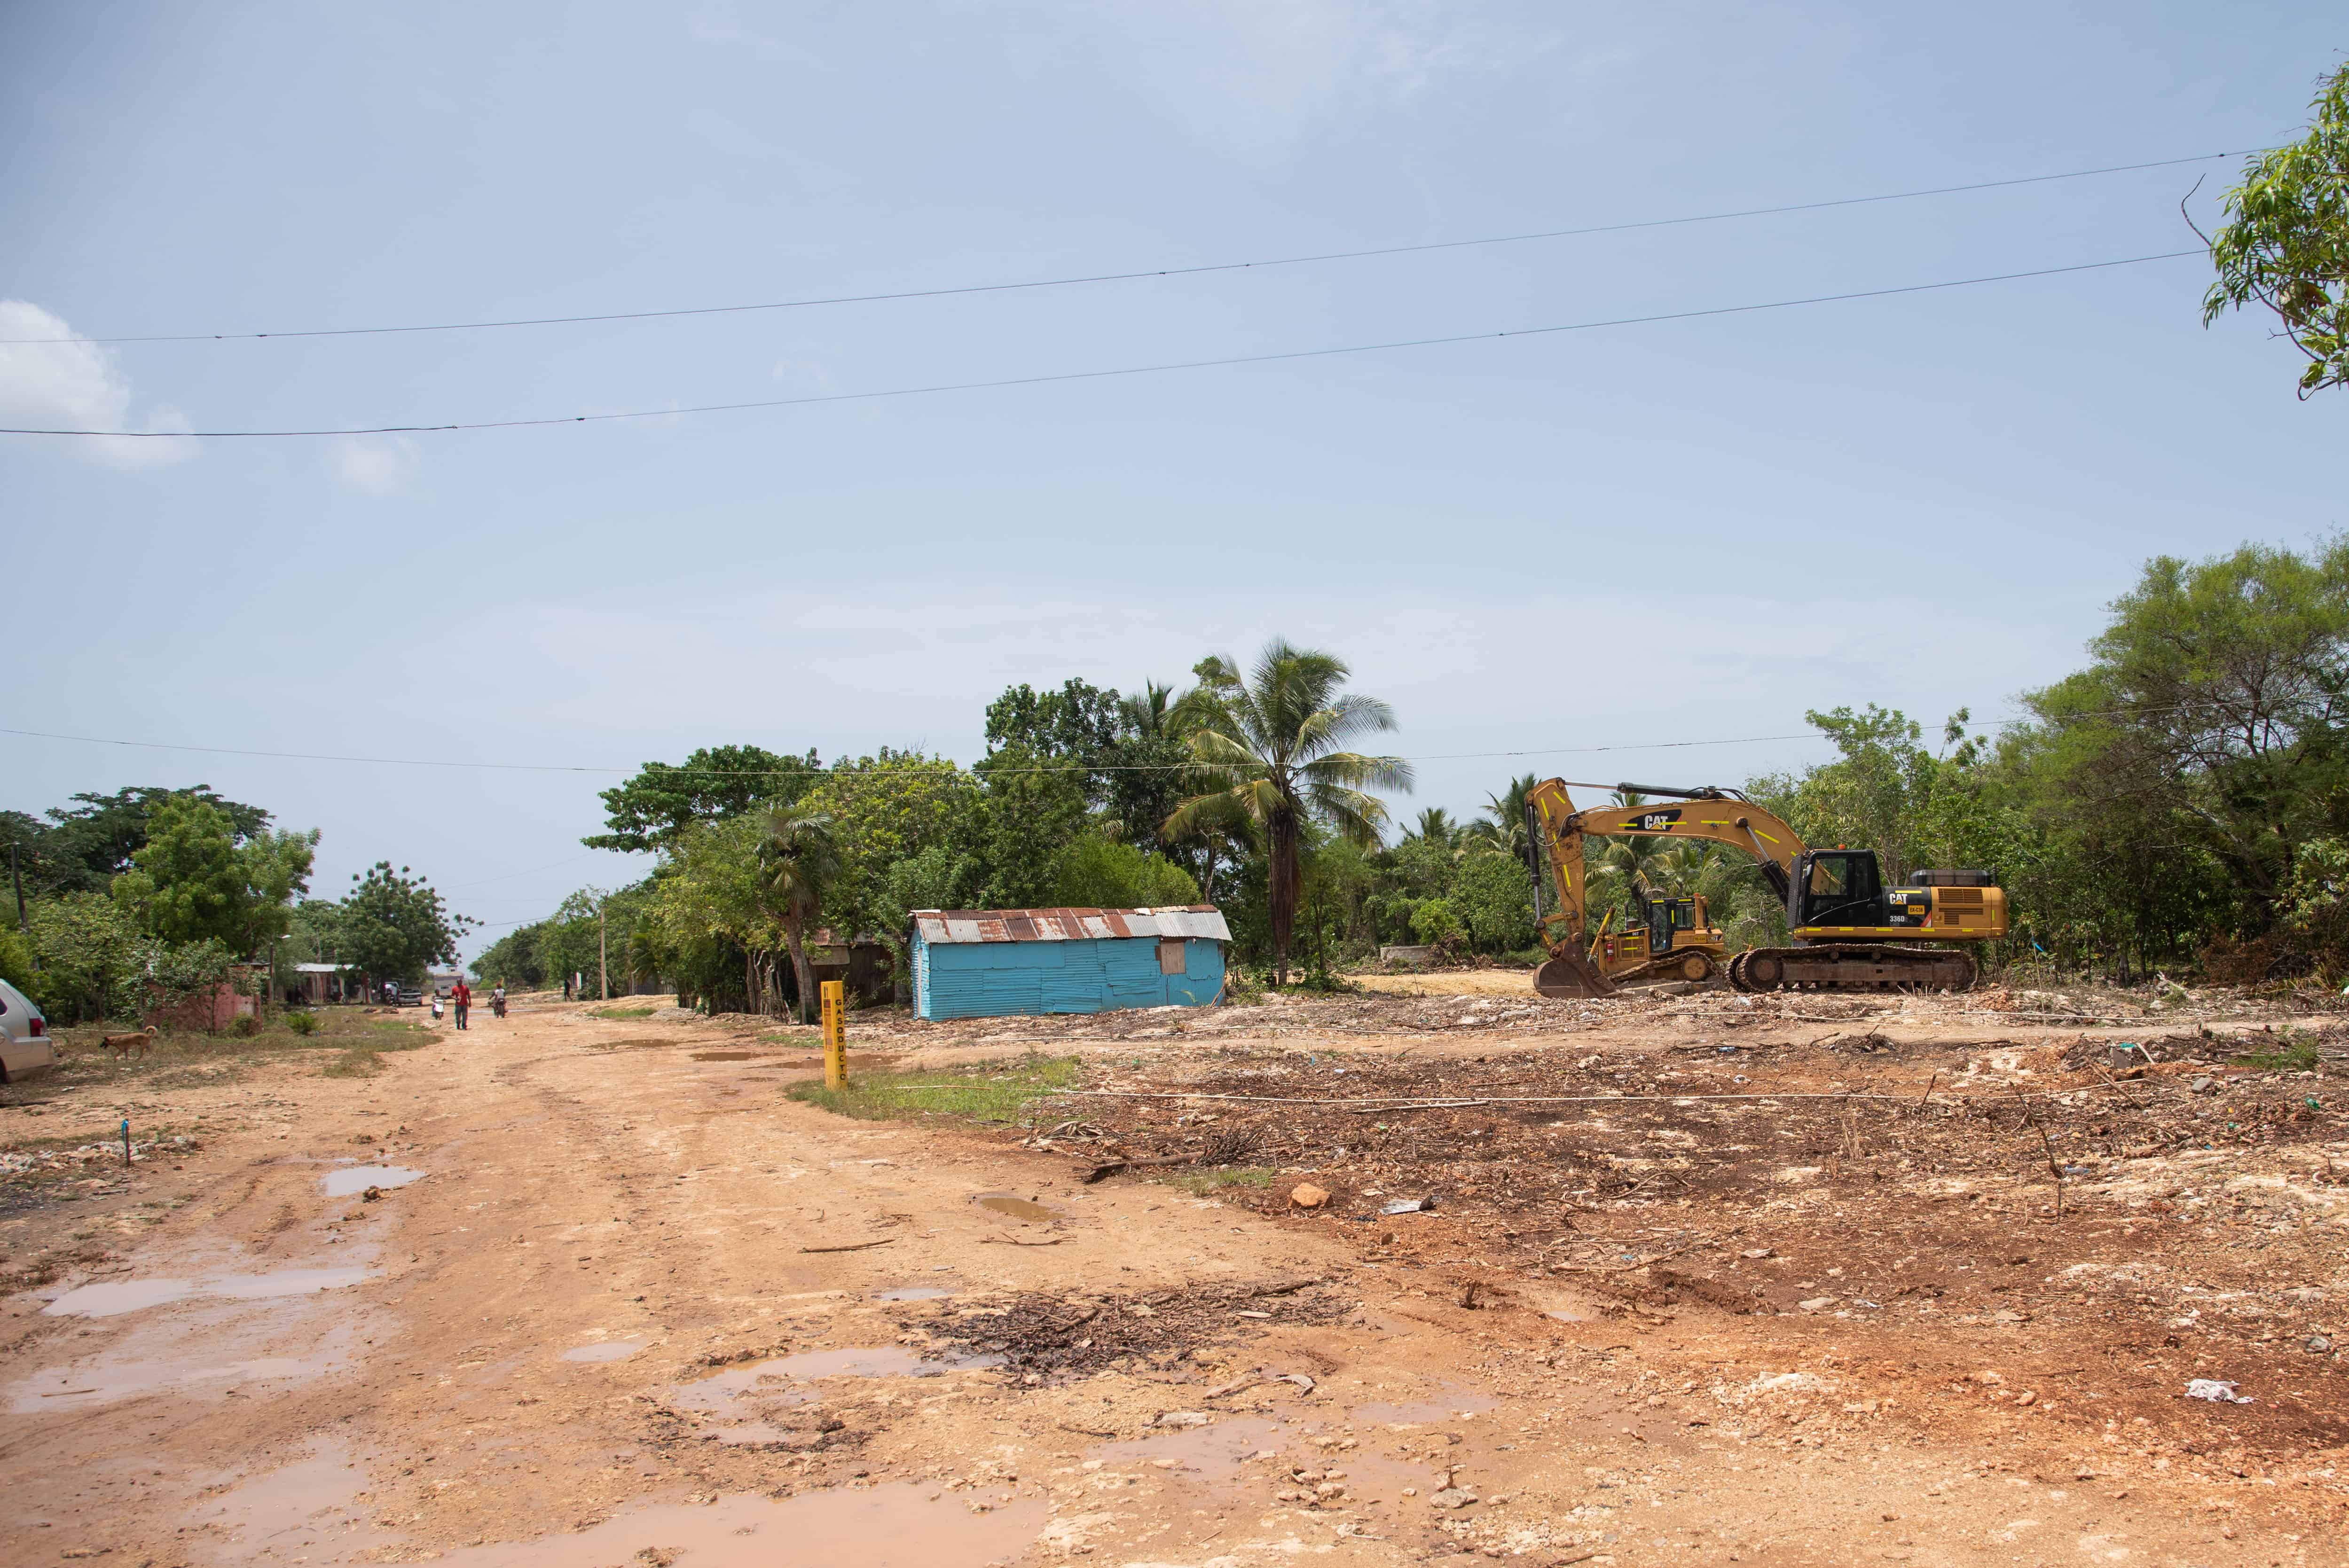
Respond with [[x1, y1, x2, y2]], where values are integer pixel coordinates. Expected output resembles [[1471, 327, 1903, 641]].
[[0, 299, 197, 468], [770, 348, 841, 395], [328, 434, 422, 496]]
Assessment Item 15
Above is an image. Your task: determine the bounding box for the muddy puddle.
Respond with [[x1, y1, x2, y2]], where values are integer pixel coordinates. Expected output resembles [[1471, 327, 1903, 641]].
[[971, 1191, 1061, 1222], [43, 1266, 371, 1318], [188, 1440, 395, 1562], [194, 1449, 1040, 1568], [8, 1345, 346, 1412], [321, 1164, 424, 1197], [670, 1346, 1002, 1443], [1351, 1388, 1501, 1424], [1094, 1414, 1284, 1479], [561, 1339, 645, 1363], [1088, 1410, 1430, 1513], [432, 1482, 1045, 1568]]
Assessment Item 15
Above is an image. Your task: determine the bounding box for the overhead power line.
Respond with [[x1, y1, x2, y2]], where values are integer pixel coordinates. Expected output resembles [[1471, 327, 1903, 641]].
[[0, 695, 2240, 779], [0, 150, 2248, 346], [0, 250, 2205, 441], [0, 723, 1827, 776]]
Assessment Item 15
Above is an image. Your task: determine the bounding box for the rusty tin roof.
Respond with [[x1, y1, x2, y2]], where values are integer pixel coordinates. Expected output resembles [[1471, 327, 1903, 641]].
[[911, 906, 1231, 945]]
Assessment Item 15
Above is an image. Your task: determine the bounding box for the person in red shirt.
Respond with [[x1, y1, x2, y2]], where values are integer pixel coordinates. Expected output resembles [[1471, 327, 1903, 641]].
[[452, 979, 472, 1031]]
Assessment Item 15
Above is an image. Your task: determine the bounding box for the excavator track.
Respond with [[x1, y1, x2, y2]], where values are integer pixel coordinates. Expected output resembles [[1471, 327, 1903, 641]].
[[1729, 944, 1977, 994]]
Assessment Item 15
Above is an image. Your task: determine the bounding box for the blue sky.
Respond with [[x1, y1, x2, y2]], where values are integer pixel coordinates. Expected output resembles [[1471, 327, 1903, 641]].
[[2, 2, 2341, 956]]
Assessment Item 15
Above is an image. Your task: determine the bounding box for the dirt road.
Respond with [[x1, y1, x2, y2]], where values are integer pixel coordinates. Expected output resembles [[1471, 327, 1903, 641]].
[[4, 989, 2345, 1567]]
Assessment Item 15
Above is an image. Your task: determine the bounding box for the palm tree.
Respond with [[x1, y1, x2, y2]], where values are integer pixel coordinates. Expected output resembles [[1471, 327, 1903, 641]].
[[1468, 772, 1544, 859], [1120, 680, 1177, 738], [1406, 807, 1461, 847], [1165, 640, 1412, 984], [755, 801, 840, 1023]]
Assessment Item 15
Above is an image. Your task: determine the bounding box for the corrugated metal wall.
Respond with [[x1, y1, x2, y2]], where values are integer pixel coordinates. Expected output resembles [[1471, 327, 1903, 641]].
[[912, 934, 1224, 1020]]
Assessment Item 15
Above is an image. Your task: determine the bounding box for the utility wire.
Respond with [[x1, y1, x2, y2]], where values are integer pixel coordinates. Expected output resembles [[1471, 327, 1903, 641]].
[[0, 250, 2205, 440], [0, 723, 1826, 776], [0, 150, 2249, 346], [0, 696, 2257, 781]]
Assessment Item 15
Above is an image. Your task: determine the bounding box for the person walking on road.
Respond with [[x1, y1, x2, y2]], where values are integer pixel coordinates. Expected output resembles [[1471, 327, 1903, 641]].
[[453, 978, 471, 1031]]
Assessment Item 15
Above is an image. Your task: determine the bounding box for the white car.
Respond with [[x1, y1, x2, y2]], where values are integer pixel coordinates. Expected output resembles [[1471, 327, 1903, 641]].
[[0, 977, 59, 1082]]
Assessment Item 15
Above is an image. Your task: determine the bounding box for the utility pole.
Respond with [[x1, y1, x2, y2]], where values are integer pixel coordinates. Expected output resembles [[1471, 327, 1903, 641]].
[[598, 901, 609, 1001]]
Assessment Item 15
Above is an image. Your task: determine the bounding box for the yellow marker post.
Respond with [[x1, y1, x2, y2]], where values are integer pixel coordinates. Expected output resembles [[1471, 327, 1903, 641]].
[[820, 979, 846, 1090]]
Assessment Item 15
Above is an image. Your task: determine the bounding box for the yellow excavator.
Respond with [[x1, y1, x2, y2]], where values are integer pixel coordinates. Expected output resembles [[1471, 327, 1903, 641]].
[[1524, 780, 2009, 997]]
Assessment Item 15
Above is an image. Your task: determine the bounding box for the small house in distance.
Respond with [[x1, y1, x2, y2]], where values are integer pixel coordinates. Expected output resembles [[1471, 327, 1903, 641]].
[[910, 906, 1230, 1021]]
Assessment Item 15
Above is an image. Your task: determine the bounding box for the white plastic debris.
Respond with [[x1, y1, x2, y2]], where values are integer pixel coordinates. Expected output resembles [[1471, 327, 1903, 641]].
[[1381, 1197, 1437, 1215], [2184, 1379, 2252, 1404]]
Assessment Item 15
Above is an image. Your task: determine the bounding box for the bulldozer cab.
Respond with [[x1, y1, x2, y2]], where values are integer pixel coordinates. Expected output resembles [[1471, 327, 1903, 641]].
[[1643, 894, 1698, 956], [1794, 849, 1886, 929]]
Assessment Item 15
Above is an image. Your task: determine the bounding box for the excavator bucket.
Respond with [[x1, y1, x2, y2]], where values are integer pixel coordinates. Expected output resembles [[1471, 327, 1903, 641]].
[[1533, 945, 1618, 999]]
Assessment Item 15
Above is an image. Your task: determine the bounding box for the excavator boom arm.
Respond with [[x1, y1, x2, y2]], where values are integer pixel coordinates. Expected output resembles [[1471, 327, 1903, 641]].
[[1526, 780, 1807, 954]]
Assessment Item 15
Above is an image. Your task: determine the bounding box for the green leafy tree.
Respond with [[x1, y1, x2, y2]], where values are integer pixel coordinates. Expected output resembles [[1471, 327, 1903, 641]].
[[1456, 847, 1538, 953], [26, 893, 145, 1022], [2281, 836, 2349, 975], [527, 885, 652, 998], [757, 801, 841, 1022], [2201, 63, 2349, 396], [1411, 898, 1465, 948], [10, 786, 272, 897], [798, 751, 974, 965], [963, 745, 1093, 908], [643, 818, 772, 1014], [473, 918, 546, 988], [1050, 837, 1201, 908], [1166, 641, 1412, 984], [18, 894, 226, 1023], [583, 745, 819, 854], [2012, 539, 2349, 949], [110, 796, 242, 944], [339, 862, 473, 983], [110, 795, 318, 953], [0, 924, 34, 993]]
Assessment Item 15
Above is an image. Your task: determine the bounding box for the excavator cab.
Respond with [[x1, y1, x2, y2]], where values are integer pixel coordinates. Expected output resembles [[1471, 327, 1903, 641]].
[[1792, 849, 1887, 930]]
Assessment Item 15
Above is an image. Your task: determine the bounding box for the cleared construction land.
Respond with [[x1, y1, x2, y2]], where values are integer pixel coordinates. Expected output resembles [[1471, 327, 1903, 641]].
[[2, 980, 2344, 1567]]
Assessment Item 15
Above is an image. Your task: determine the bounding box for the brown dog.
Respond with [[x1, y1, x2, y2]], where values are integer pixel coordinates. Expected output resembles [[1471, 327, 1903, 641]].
[[99, 1025, 158, 1060]]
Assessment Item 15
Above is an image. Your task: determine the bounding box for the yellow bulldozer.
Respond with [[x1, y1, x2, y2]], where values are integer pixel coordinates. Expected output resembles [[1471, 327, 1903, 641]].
[[1524, 780, 2009, 997]]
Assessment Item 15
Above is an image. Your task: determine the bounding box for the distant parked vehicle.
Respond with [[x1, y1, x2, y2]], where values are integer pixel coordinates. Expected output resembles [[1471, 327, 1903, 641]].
[[0, 978, 60, 1082]]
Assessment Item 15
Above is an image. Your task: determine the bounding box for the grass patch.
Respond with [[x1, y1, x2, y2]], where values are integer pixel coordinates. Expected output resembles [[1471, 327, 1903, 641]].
[[587, 1003, 657, 1020], [786, 1055, 1082, 1124], [322, 1049, 388, 1078], [1167, 1166, 1278, 1195], [2234, 1030, 2322, 1073]]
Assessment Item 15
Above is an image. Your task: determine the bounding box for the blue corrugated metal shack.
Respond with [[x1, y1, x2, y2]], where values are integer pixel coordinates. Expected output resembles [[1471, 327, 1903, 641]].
[[910, 906, 1230, 1020]]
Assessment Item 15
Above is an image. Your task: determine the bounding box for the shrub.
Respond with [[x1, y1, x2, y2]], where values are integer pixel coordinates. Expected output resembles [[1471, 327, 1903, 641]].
[[1457, 850, 1538, 953], [1050, 838, 1202, 908], [228, 1014, 261, 1038], [286, 1011, 321, 1036], [1410, 898, 1465, 946]]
